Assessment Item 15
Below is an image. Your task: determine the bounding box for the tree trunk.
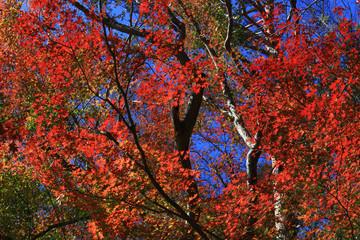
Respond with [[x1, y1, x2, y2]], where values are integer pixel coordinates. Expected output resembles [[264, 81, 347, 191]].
[[272, 157, 286, 240]]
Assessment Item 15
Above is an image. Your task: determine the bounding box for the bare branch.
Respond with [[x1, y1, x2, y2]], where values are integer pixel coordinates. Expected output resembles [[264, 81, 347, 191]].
[[31, 216, 91, 240], [73, 1, 147, 38]]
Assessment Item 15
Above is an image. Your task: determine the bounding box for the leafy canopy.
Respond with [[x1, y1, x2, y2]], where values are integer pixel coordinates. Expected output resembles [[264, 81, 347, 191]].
[[0, 0, 360, 239]]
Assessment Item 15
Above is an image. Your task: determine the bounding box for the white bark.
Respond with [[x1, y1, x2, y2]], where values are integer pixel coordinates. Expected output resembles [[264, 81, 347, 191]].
[[272, 156, 286, 240]]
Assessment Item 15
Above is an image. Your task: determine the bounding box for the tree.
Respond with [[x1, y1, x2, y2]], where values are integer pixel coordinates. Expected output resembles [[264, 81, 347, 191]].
[[0, 0, 359, 239], [0, 163, 91, 240]]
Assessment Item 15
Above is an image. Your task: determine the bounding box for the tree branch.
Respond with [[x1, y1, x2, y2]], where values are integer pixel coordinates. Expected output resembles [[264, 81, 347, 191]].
[[31, 216, 91, 240], [73, 1, 147, 38]]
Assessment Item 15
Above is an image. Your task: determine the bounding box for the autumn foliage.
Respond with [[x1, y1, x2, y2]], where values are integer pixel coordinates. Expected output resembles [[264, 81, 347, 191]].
[[0, 0, 360, 239]]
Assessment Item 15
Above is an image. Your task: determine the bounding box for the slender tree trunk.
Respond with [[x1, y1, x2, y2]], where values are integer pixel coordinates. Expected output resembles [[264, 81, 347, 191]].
[[167, 9, 204, 235], [173, 122, 201, 221], [272, 157, 286, 240], [172, 89, 204, 235], [243, 145, 262, 239]]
